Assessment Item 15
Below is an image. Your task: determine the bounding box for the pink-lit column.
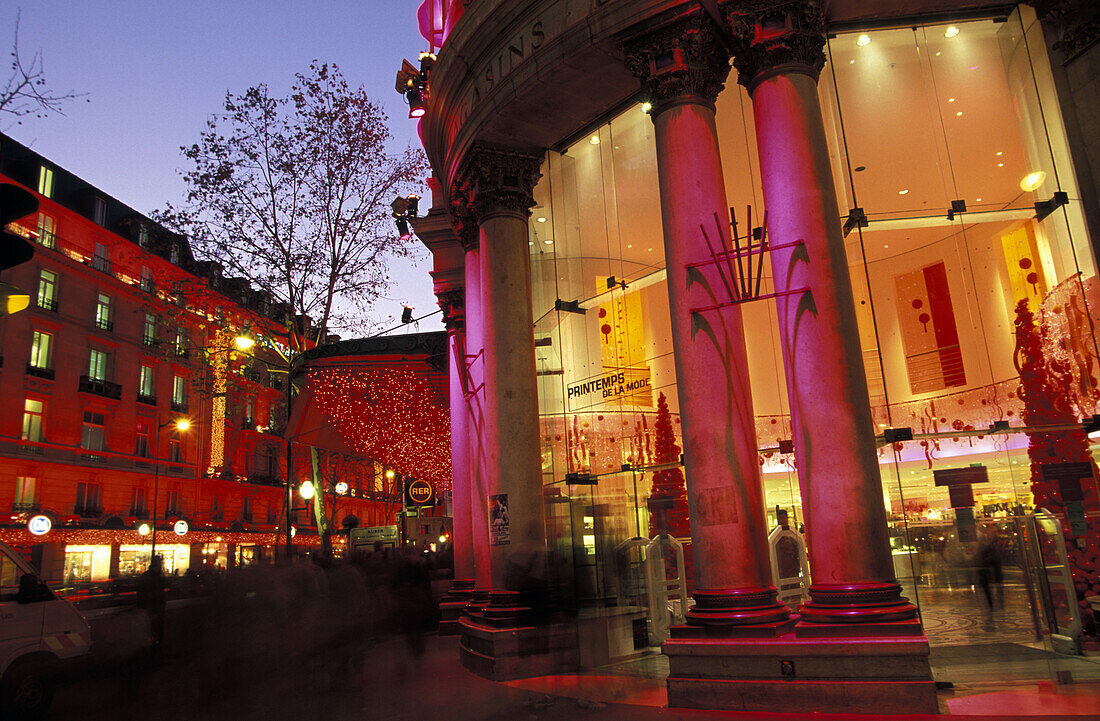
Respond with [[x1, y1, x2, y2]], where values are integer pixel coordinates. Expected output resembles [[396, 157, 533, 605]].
[[439, 289, 474, 582], [463, 240, 493, 594], [622, 17, 789, 630], [456, 146, 547, 609], [728, 3, 916, 627]]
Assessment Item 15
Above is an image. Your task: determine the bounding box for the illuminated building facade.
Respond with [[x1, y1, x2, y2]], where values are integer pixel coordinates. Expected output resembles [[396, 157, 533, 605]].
[[0, 134, 381, 582], [408, 0, 1100, 712]]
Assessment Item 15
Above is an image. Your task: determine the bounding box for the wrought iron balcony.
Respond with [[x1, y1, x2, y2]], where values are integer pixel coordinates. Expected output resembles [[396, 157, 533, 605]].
[[78, 375, 122, 400], [37, 297, 58, 312], [95, 318, 114, 332], [37, 230, 58, 249], [25, 364, 55, 381]]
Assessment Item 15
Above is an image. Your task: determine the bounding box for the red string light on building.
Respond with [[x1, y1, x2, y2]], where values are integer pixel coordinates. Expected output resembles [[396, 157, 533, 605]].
[[306, 367, 451, 491]]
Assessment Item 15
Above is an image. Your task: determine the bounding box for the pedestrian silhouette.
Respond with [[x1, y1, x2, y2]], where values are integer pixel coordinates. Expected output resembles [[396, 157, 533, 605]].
[[136, 554, 168, 658]]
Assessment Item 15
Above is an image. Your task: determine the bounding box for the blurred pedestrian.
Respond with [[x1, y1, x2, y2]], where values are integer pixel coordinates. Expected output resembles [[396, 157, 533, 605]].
[[976, 529, 1004, 611], [136, 554, 168, 658]]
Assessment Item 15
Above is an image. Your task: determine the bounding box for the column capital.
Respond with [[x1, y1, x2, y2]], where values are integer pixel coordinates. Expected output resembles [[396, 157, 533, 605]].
[[448, 180, 480, 251], [454, 145, 542, 224], [621, 12, 731, 112], [727, 0, 827, 95], [437, 288, 465, 332]]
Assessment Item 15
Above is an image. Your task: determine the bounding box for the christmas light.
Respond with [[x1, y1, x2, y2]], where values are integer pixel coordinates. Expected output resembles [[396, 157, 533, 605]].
[[307, 367, 451, 491]]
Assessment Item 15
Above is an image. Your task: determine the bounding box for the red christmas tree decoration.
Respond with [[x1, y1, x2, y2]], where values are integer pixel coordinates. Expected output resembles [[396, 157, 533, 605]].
[[1015, 298, 1100, 633], [646, 392, 694, 588]]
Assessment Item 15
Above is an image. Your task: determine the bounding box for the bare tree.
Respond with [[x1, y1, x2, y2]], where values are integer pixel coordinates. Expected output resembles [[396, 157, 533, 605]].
[[2, 11, 87, 125], [156, 61, 427, 348]]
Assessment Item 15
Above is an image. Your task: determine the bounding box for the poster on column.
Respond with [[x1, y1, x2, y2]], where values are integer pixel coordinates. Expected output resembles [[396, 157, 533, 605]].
[[488, 493, 510, 546]]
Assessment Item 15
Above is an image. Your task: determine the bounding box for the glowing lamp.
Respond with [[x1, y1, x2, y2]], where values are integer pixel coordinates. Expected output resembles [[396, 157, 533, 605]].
[[234, 334, 255, 351], [299, 480, 315, 500], [175, 418, 190, 431], [335, 482, 349, 495], [438, 534, 447, 544], [0, 283, 30, 315], [1086, 415, 1100, 440], [856, 34, 871, 46], [385, 469, 395, 479], [1020, 171, 1046, 192], [944, 25, 960, 38], [138, 523, 151, 536]]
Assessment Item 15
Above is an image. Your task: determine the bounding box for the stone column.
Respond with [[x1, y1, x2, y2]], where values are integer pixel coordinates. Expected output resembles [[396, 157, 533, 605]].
[[455, 145, 547, 603], [622, 16, 788, 631], [728, 1, 916, 627], [439, 289, 474, 583]]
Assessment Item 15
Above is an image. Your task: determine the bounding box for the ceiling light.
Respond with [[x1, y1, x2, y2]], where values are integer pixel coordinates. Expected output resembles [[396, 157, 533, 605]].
[[948, 97, 956, 102], [956, 111, 963, 116], [536, 216, 547, 223], [996, 151, 1003, 156], [647, 248, 653, 252], [626, 244, 632, 248], [850, 59, 855, 64], [544, 239, 553, 244], [898, 189, 909, 195], [945, 26, 960, 38], [857, 34, 871, 47], [976, 197, 982, 202], [589, 135, 600, 145], [935, 51, 942, 56], [998, 163, 1005, 167], [1020, 170, 1046, 192], [641, 102, 652, 114]]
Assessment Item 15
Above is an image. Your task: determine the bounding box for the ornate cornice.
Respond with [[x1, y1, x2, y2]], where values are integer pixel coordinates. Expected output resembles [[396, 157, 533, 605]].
[[1031, 0, 1100, 58], [621, 11, 731, 112], [437, 288, 465, 332], [727, 0, 827, 95], [453, 145, 542, 224]]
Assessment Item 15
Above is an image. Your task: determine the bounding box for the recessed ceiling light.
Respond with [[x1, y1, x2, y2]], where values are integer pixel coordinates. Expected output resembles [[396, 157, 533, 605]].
[[536, 216, 547, 223], [544, 239, 553, 244], [850, 59, 855, 64], [647, 248, 653, 252], [998, 163, 1004, 167], [956, 111, 963, 116], [936, 51, 942, 56], [898, 189, 910, 195], [626, 244, 632, 248], [969, 65, 979, 70], [857, 34, 871, 47], [948, 97, 956, 102], [976, 197, 983, 202], [996, 151, 1003, 156], [945, 26, 960, 38], [589, 135, 600, 145], [1020, 170, 1046, 192]]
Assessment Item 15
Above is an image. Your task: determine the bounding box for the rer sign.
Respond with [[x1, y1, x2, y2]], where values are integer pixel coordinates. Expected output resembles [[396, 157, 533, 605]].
[[27, 515, 52, 536], [173, 520, 189, 536]]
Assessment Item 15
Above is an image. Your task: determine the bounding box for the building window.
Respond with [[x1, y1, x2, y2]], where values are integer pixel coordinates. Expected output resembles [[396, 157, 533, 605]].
[[168, 430, 182, 463], [138, 364, 155, 402], [81, 411, 106, 461], [143, 314, 157, 346], [36, 213, 57, 249], [92, 242, 110, 273], [135, 421, 150, 457], [165, 490, 181, 517], [93, 197, 107, 226], [75, 482, 102, 516], [130, 487, 148, 518], [244, 397, 255, 426], [169, 244, 179, 264], [21, 399, 44, 447], [38, 166, 54, 198], [37, 270, 58, 311], [88, 349, 110, 381], [29, 330, 52, 370], [14, 477, 36, 511], [174, 329, 187, 357], [140, 266, 154, 293], [171, 375, 187, 411], [242, 496, 253, 522], [94, 293, 113, 332], [210, 494, 223, 521], [138, 224, 149, 248]]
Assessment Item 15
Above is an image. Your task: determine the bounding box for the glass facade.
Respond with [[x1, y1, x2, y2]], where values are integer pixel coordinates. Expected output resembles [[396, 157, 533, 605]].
[[528, 8, 1098, 663]]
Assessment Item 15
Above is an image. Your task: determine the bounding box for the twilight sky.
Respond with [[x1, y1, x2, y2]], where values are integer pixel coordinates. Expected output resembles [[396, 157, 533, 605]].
[[6, 1, 437, 332]]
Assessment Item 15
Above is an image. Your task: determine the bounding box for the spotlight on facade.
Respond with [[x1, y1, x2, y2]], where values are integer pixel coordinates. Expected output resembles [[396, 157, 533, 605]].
[[401, 306, 414, 324], [407, 86, 427, 118], [944, 25, 960, 38], [856, 34, 871, 46]]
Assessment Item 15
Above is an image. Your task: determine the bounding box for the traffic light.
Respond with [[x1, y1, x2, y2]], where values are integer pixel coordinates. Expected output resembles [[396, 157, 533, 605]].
[[0, 183, 38, 316]]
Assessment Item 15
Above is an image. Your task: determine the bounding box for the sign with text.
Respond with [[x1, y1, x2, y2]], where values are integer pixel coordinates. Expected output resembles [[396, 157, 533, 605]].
[[406, 479, 435, 507], [350, 525, 399, 547], [488, 494, 510, 546]]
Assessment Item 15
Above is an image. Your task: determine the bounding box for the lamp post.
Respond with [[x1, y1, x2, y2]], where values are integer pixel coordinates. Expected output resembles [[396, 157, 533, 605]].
[[151, 417, 189, 560]]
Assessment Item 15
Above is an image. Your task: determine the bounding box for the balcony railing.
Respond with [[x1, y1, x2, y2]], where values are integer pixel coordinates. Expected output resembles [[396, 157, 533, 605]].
[[170, 400, 189, 413], [94, 318, 114, 332], [137, 393, 157, 406], [78, 375, 123, 400], [11, 502, 39, 513], [37, 297, 58, 312], [25, 364, 55, 381], [37, 230, 58, 249], [88, 256, 112, 274]]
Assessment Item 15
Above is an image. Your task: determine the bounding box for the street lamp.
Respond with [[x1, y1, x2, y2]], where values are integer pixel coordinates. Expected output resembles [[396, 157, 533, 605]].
[[150, 417, 189, 560]]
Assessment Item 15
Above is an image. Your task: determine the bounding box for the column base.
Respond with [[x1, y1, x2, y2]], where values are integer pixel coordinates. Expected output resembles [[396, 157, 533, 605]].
[[458, 615, 578, 681], [798, 582, 918, 625], [664, 621, 937, 714], [684, 587, 791, 628], [440, 579, 476, 636], [464, 588, 491, 624]]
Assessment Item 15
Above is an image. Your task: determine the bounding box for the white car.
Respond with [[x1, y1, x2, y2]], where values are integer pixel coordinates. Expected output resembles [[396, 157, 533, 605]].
[[0, 543, 91, 719]]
